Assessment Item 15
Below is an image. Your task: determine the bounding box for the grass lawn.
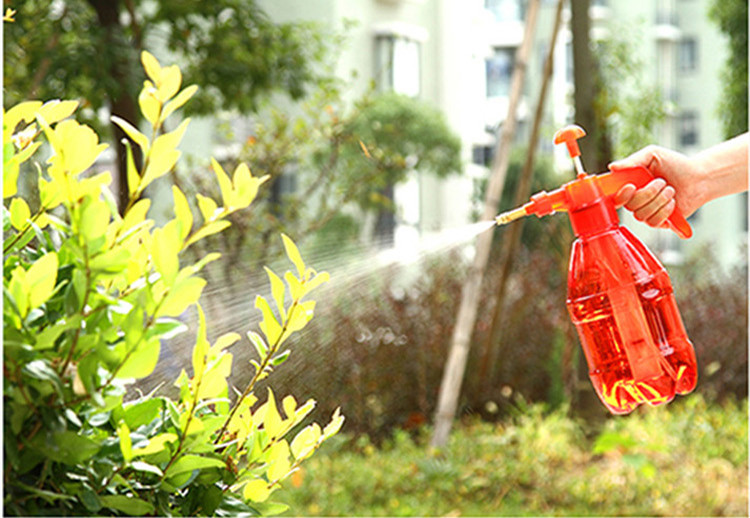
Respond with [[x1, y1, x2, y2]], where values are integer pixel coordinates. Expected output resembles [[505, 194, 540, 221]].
[[281, 395, 747, 516]]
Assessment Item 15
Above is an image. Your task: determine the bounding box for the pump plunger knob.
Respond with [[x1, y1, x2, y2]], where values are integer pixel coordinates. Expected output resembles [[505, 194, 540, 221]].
[[554, 125, 586, 159]]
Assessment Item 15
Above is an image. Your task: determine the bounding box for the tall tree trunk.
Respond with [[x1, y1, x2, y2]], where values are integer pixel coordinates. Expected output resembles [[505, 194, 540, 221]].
[[88, 0, 141, 214], [571, 0, 612, 173], [571, 0, 597, 172]]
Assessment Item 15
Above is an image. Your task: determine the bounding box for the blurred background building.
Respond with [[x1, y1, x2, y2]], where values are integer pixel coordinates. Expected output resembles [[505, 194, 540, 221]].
[[231, 0, 745, 269]]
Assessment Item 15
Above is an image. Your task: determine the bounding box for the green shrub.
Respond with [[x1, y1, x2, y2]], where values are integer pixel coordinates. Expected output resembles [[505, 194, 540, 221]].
[[285, 396, 747, 517], [3, 51, 342, 516], [673, 248, 748, 400]]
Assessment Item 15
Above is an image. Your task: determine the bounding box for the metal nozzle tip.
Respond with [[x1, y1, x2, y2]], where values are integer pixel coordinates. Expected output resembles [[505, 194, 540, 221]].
[[495, 207, 527, 226]]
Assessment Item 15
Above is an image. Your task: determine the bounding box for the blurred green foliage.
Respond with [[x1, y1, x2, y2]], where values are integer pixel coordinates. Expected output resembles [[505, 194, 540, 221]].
[[284, 395, 747, 517], [187, 83, 462, 270], [709, 0, 748, 137], [2, 0, 328, 121], [591, 21, 666, 160]]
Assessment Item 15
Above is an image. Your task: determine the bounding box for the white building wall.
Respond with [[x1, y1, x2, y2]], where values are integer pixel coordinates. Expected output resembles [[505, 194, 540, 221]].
[[188, 0, 742, 269]]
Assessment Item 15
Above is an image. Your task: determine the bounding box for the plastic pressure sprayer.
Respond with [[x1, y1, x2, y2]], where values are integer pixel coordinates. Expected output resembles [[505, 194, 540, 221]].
[[495, 125, 698, 414]]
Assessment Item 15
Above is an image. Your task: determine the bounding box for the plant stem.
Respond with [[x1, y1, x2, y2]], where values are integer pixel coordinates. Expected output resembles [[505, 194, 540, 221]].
[[213, 297, 302, 444], [3, 207, 49, 254]]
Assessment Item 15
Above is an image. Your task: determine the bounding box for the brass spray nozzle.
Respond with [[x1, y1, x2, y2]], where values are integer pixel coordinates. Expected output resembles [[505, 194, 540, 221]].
[[495, 206, 528, 226]]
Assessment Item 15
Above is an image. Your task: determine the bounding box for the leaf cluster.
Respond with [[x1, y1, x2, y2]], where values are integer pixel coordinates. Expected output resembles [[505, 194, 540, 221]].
[[3, 51, 343, 516]]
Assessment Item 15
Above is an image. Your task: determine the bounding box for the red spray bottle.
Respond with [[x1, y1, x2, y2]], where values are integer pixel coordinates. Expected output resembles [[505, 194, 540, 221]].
[[496, 125, 697, 414]]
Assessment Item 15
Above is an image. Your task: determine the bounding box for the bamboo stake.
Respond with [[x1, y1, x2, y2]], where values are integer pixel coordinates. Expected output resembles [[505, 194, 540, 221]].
[[431, 0, 541, 449], [483, 0, 568, 389]]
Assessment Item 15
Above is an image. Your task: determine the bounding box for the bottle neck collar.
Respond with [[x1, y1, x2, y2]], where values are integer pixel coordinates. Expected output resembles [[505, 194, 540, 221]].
[[569, 200, 620, 237]]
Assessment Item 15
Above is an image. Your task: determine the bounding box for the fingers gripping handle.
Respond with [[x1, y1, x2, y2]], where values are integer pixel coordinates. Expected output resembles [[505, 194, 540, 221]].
[[598, 166, 693, 239]]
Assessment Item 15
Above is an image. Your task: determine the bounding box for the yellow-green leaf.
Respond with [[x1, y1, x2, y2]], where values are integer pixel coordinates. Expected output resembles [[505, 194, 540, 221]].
[[179, 413, 205, 436], [3, 157, 20, 198], [211, 332, 241, 355], [3, 101, 42, 140], [255, 295, 282, 346], [123, 140, 141, 197], [157, 64, 182, 103], [132, 433, 178, 457], [138, 82, 161, 127], [38, 176, 63, 209], [243, 479, 271, 503], [232, 164, 268, 208], [172, 185, 193, 241], [184, 220, 231, 248], [26, 251, 58, 309], [282, 395, 297, 420], [52, 119, 108, 176], [211, 158, 234, 208], [293, 399, 316, 426], [290, 423, 322, 460], [281, 234, 305, 278], [264, 267, 286, 320], [267, 440, 291, 482], [79, 198, 110, 242], [89, 247, 132, 273], [122, 199, 151, 233], [157, 276, 206, 317], [284, 271, 303, 301], [304, 271, 330, 295], [161, 84, 198, 122], [152, 220, 181, 286], [100, 495, 154, 516], [164, 454, 224, 478], [192, 304, 209, 381], [196, 193, 218, 223], [141, 51, 162, 84], [323, 408, 345, 439], [197, 354, 232, 399], [111, 115, 150, 154], [263, 388, 284, 439], [286, 300, 315, 333], [37, 100, 78, 125], [73, 171, 113, 202], [118, 338, 161, 379], [8, 267, 29, 318], [9, 197, 30, 230], [117, 421, 133, 463], [140, 120, 189, 187]]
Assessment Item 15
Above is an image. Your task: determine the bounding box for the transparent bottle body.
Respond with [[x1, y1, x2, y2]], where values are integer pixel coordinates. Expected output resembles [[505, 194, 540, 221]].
[[566, 227, 697, 414]]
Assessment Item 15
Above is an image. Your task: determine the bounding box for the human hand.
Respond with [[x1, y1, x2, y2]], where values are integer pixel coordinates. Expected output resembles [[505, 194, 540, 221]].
[[610, 145, 702, 231]]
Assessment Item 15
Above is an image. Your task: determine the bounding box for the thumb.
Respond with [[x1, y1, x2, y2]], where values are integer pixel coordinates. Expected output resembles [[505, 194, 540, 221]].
[[609, 146, 658, 172]]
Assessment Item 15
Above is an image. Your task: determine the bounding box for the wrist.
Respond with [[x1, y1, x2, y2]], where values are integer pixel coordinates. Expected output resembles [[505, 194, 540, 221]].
[[691, 133, 749, 205]]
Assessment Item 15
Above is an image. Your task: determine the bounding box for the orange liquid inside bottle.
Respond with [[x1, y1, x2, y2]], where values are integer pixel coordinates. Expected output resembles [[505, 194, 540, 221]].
[[567, 227, 697, 414]]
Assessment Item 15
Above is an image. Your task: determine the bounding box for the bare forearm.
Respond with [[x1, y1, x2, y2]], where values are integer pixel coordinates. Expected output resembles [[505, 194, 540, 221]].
[[693, 133, 749, 206]]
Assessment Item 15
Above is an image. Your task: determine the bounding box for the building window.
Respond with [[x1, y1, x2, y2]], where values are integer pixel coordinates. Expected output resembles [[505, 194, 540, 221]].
[[485, 0, 525, 23], [565, 41, 573, 84], [677, 112, 699, 147], [678, 38, 698, 73], [486, 47, 515, 97], [375, 35, 421, 97], [472, 145, 494, 166]]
